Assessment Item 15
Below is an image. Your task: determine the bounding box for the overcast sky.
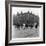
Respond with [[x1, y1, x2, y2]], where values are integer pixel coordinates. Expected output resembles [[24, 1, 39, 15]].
[[12, 7, 41, 16]]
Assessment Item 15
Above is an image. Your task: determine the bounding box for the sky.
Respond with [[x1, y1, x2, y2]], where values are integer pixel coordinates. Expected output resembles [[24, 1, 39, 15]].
[[12, 7, 41, 16]]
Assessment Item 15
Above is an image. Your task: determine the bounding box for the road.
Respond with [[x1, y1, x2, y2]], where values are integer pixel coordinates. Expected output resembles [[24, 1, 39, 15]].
[[12, 25, 39, 38]]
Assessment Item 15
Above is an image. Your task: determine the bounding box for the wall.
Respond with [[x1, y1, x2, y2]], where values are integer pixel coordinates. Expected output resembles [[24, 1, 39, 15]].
[[0, 0, 46, 46]]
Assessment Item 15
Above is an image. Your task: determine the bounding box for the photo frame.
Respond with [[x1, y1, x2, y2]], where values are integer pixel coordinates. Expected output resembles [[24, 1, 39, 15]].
[[5, 1, 45, 46]]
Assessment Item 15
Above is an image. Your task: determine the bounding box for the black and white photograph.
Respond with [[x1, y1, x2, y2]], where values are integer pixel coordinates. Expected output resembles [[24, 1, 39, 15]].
[[12, 7, 39, 38], [5, 1, 45, 45]]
